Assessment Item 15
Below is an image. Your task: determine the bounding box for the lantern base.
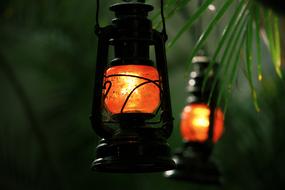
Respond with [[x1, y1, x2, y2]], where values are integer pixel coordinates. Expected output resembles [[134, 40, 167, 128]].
[[164, 147, 222, 185], [92, 133, 175, 173]]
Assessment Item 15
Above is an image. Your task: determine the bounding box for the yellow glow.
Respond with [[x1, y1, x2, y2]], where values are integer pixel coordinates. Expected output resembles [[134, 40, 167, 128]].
[[120, 74, 139, 95], [191, 106, 210, 128], [192, 107, 210, 115], [192, 117, 210, 128]]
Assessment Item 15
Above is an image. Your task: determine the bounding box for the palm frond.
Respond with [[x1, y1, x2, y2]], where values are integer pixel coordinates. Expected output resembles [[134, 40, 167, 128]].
[[167, 0, 215, 48], [164, 0, 282, 109], [253, 6, 263, 81], [186, 0, 234, 70]]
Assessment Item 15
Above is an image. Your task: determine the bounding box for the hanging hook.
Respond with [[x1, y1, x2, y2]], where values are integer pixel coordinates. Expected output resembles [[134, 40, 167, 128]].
[[95, 0, 101, 35]]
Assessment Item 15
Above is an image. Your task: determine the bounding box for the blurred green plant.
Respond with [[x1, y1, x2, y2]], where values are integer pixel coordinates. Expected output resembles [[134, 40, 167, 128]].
[[153, 0, 283, 110], [217, 74, 285, 190]]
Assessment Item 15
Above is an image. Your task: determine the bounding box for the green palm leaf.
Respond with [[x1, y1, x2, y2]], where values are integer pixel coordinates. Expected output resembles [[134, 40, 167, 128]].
[[165, 0, 282, 109]]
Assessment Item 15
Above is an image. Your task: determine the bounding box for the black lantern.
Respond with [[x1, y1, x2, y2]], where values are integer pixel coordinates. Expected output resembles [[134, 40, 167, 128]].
[[164, 56, 224, 184], [90, 0, 175, 172]]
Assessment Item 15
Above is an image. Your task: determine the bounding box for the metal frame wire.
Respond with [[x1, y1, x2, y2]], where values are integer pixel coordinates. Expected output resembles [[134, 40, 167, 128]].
[[103, 74, 162, 114]]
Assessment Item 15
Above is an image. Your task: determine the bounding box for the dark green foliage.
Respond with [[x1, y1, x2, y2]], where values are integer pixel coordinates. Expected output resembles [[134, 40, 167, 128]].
[[0, 0, 284, 190], [217, 75, 285, 190]]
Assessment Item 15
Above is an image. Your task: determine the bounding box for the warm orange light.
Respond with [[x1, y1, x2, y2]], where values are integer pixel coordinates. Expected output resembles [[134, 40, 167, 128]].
[[103, 65, 160, 115], [180, 103, 224, 143]]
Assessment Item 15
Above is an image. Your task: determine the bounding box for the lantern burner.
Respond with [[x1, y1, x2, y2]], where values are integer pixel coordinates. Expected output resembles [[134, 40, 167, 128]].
[[93, 128, 174, 173]]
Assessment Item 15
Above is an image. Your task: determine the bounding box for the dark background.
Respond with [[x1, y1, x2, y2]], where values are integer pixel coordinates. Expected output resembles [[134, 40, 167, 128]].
[[0, 0, 285, 189]]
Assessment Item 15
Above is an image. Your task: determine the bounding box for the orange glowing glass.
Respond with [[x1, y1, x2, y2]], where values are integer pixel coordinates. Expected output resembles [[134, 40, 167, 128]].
[[180, 103, 224, 143], [103, 65, 160, 115]]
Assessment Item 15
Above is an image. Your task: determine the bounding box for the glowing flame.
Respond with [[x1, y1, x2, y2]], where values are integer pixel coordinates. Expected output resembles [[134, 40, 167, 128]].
[[180, 103, 224, 143], [103, 65, 160, 114]]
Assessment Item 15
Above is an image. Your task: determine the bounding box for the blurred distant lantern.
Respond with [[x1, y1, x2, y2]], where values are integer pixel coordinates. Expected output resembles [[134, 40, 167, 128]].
[[164, 55, 224, 184], [90, 0, 175, 172], [180, 104, 223, 143]]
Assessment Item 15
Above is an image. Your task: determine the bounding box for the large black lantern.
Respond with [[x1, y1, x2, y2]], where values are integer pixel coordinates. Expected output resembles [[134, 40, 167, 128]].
[[90, 0, 175, 172], [164, 56, 224, 184]]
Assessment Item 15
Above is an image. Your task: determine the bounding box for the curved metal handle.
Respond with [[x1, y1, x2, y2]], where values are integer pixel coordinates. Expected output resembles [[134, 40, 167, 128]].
[[90, 25, 115, 138], [153, 30, 174, 139]]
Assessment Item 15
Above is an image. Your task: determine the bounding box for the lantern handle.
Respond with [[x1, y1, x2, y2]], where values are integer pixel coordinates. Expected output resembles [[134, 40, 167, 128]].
[[160, 0, 168, 40], [90, 25, 115, 138], [95, 0, 101, 34], [153, 30, 173, 139]]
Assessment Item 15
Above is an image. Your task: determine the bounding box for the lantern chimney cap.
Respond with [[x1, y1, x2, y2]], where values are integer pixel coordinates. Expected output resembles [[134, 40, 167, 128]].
[[110, 2, 153, 16]]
